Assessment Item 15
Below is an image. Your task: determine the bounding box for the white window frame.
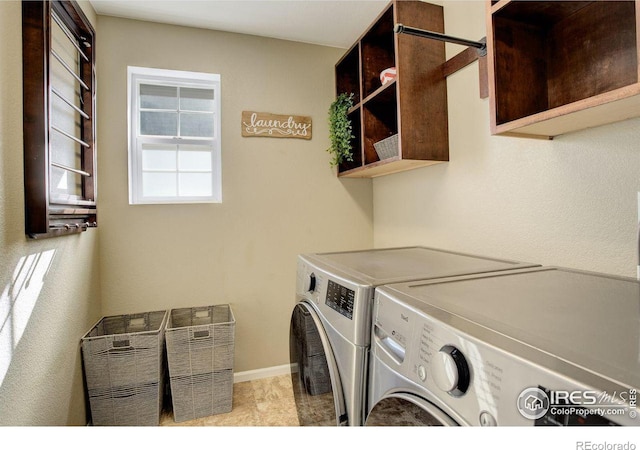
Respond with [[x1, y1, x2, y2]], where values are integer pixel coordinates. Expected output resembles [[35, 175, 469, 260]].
[[127, 66, 222, 204]]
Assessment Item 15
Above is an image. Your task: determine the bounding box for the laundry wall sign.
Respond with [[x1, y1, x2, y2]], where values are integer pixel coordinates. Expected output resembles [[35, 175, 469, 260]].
[[241, 111, 312, 140]]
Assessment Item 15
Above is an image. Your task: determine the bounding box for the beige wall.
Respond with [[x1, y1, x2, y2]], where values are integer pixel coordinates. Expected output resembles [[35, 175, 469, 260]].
[[96, 17, 373, 372], [374, 1, 640, 278], [0, 1, 101, 425]]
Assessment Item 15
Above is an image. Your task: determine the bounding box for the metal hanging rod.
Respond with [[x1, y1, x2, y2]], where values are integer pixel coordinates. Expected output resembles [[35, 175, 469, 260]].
[[51, 49, 90, 91], [51, 125, 91, 148], [52, 87, 90, 120], [51, 161, 91, 177], [51, 12, 90, 62], [394, 24, 487, 57]]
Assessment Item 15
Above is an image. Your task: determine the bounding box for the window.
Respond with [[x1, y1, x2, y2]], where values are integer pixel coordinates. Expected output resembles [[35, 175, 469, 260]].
[[128, 67, 222, 204], [22, 0, 97, 238]]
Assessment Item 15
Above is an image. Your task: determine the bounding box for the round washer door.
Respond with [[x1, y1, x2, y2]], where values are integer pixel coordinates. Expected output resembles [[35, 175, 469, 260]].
[[365, 392, 458, 426], [289, 302, 347, 426]]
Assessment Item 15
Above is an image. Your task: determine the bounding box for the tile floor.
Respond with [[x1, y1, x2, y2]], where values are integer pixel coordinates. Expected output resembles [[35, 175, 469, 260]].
[[160, 374, 300, 426]]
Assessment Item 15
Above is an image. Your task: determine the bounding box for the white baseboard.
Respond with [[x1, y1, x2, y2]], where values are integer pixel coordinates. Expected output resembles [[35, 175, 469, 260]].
[[233, 364, 291, 383]]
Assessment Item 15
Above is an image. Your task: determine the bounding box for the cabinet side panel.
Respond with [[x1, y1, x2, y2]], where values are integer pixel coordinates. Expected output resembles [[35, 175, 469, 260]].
[[22, 1, 50, 235], [395, 1, 448, 161]]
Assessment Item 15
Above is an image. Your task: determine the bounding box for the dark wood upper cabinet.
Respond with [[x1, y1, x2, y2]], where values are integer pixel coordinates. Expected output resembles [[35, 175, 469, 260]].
[[22, 0, 97, 239], [487, 0, 640, 139], [334, 0, 449, 178]]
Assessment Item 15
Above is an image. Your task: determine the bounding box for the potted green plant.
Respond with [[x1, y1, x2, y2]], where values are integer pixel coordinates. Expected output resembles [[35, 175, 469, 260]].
[[327, 92, 355, 167]]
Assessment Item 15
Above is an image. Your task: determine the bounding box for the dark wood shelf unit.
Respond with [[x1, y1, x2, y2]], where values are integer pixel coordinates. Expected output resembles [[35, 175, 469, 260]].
[[487, 0, 640, 138], [334, 0, 448, 178], [22, 0, 97, 239]]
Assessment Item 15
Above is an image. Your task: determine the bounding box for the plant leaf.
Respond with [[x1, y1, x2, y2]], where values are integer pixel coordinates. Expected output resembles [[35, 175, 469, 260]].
[[327, 92, 355, 167]]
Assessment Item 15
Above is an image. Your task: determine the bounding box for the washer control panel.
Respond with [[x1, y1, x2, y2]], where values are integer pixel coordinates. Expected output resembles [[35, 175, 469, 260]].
[[372, 288, 639, 426], [325, 280, 355, 320], [296, 256, 373, 346]]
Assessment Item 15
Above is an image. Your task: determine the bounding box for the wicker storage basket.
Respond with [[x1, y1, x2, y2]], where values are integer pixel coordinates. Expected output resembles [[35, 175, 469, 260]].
[[165, 304, 235, 422], [373, 134, 398, 161], [169, 370, 234, 421], [81, 310, 168, 426]]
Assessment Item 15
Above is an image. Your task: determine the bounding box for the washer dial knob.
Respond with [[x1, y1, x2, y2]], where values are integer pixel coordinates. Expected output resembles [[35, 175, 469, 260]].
[[431, 345, 470, 397]]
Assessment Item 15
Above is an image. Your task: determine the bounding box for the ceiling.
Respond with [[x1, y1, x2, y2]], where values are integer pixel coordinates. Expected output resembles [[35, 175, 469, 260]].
[[89, 0, 390, 48]]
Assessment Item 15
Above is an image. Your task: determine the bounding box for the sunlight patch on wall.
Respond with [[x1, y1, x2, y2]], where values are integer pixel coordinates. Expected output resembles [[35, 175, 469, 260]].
[[0, 250, 56, 385]]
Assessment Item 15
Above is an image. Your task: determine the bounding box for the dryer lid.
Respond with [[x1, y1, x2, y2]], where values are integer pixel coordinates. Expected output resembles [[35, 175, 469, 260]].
[[305, 247, 536, 286]]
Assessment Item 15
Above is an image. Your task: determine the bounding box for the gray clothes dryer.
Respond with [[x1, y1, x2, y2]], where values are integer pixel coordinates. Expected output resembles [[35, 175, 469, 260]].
[[366, 267, 640, 426], [289, 246, 538, 426]]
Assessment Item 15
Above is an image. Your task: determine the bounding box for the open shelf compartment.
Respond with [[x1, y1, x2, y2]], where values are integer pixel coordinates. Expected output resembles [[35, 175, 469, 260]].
[[336, 44, 361, 105], [363, 84, 398, 165], [361, 5, 395, 100], [488, 0, 640, 138]]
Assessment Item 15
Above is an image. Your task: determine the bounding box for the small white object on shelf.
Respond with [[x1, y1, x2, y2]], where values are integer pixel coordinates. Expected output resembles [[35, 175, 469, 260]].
[[379, 67, 397, 85]]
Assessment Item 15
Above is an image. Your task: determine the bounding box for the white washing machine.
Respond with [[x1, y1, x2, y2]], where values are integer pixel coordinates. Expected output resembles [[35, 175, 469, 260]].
[[289, 246, 538, 426], [366, 266, 640, 426]]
